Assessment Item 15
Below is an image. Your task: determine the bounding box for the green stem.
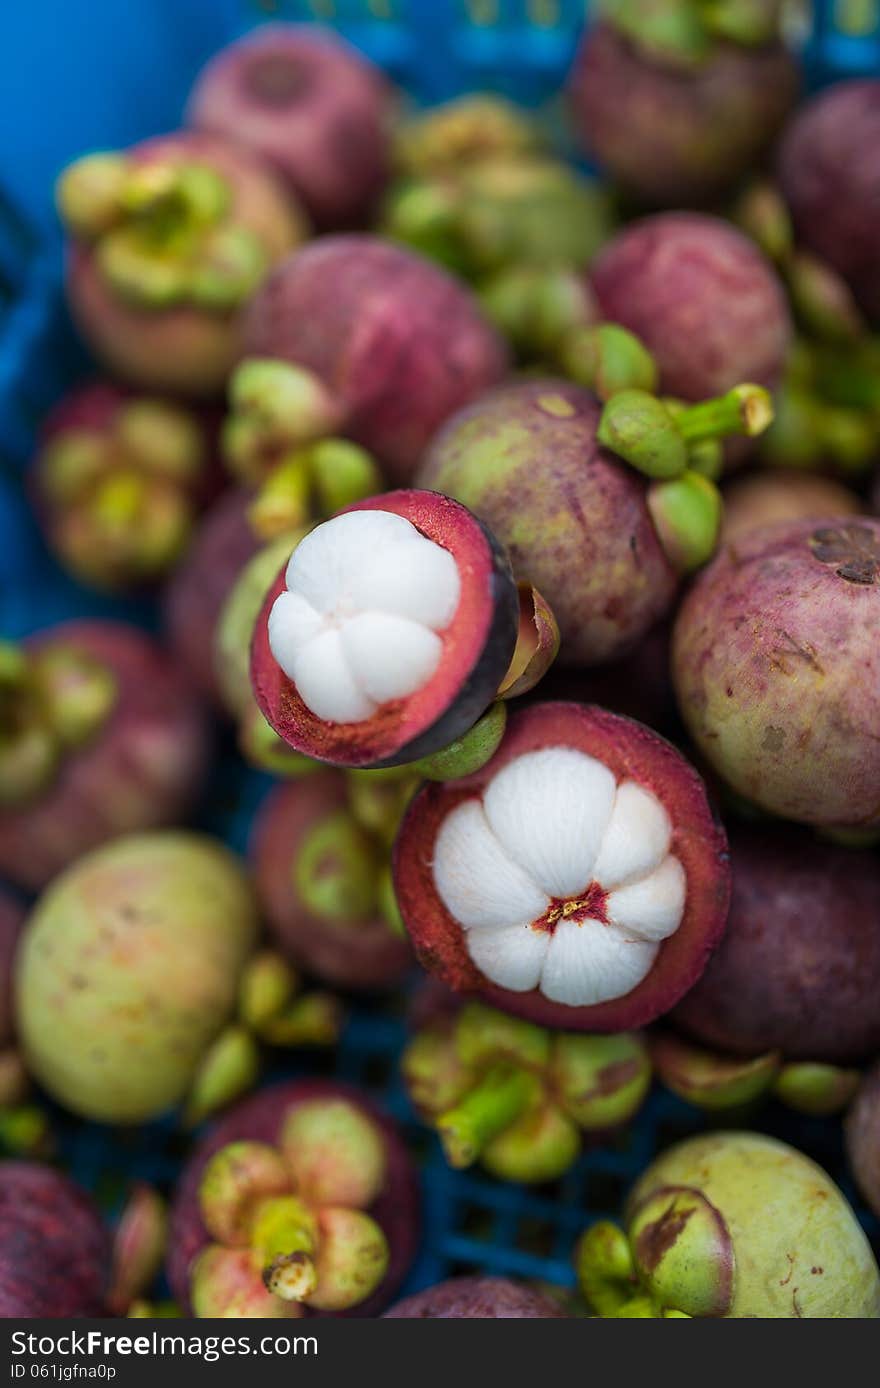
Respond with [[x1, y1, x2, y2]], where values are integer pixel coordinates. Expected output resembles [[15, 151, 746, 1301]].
[[675, 385, 773, 443], [436, 1062, 538, 1168]]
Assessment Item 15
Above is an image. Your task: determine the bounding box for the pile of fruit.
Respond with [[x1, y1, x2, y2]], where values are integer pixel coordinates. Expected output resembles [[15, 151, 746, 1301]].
[[2, 5, 879, 1319]]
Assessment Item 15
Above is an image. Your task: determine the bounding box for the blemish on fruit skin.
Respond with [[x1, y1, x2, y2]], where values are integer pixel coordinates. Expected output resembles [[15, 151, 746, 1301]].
[[536, 393, 576, 419], [762, 726, 785, 754], [634, 1199, 695, 1273]]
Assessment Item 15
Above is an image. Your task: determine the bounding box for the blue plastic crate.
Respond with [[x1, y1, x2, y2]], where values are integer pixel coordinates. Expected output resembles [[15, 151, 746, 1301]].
[[1, 1, 878, 1307]]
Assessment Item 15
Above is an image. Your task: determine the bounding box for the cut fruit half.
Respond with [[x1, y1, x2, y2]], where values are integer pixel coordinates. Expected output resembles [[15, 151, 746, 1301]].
[[251, 490, 519, 768], [393, 702, 730, 1031]]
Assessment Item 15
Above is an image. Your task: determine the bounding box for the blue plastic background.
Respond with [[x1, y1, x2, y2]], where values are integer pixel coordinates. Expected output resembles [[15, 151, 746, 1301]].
[[0, 1, 878, 1302]]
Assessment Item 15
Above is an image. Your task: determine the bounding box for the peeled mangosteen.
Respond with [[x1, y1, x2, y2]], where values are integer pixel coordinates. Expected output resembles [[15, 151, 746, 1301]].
[[251, 490, 520, 769], [0, 1162, 110, 1317], [33, 381, 217, 591], [188, 24, 392, 230], [577, 1132, 880, 1318], [673, 517, 880, 829], [58, 132, 306, 395], [590, 213, 791, 403], [385, 1276, 567, 1318], [15, 831, 260, 1124], [0, 621, 209, 892], [394, 701, 729, 1033], [568, 11, 798, 207], [250, 771, 411, 990], [418, 380, 678, 668], [235, 234, 507, 483], [778, 79, 880, 325], [846, 1063, 880, 1220], [673, 824, 880, 1064], [167, 1080, 419, 1317]]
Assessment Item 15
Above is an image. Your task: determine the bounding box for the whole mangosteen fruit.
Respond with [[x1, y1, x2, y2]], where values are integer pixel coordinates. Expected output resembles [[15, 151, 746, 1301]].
[[577, 1131, 880, 1317], [721, 468, 861, 544], [167, 1080, 418, 1317], [251, 490, 520, 770], [778, 79, 880, 325], [672, 517, 880, 829], [393, 701, 730, 1033], [187, 24, 392, 230], [385, 1276, 567, 1318], [673, 824, 880, 1063], [15, 831, 259, 1124], [0, 1162, 110, 1317], [233, 234, 508, 483], [568, 8, 798, 207], [58, 132, 306, 395], [0, 621, 209, 892]]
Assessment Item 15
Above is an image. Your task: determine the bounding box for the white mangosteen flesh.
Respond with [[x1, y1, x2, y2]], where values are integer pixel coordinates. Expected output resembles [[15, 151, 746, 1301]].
[[432, 748, 686, 1006], [267, 510, 461, 724]]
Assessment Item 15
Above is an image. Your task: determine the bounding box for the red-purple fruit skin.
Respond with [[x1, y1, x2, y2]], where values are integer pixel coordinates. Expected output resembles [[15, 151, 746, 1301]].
[[163, 488, 259, 705], [394, 701, 730, 1033], [674, 826, 880, 1063], [250, 774, 411, 990], [418, 379, 678, 668], [590, 213, 792, 401], [167, 1080, 420, 1317], [568, 22, 798, 207], [846, 1063, 880, 1219], [241, 235, 508, 483], [188, 24, 392, 229], [384, 1277, 568, 1319], [0, 622, 209, 893], [0, 1163, 109, 1317], [672, 518, 880, 830], [66, 133, 301, 396], [778, 80, 880, 324], [0, 890, 24, 1046]]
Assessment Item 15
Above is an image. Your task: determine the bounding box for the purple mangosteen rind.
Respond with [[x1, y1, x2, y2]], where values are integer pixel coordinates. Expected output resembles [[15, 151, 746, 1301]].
[[393, 700, 730, 1032], [167, 1079, 419, 1317], [0, 890, 24, 1047], [846, 1063, 880, 1219], [384, 1275, 568, 1318], [0, 1162, 110, 1317], [250, 489, 520, 769], [250, 772, 412, 990]]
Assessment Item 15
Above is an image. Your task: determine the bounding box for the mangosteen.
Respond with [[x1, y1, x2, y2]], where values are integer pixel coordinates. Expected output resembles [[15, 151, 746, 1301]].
[[846, 1062, 880, 1220], [568, 5, 798, 207], [33, 381, 217, 591], [250, 770, 412, 991], [576, 1131, 880, 1317], [721, 468, 862, 544], [778, 80, 880, 325], [166, 1080, 419, 1317], [187, 24, 392, 230], [673, 824, 880, 1064], [0, 1162, 110, 1317], [672, 517, 880, 829], [251, 490, 521, 770], [590, 213, 791, 404], [58, 132, 306, 395], [385, 1276, 567, 1318], [233, 234, 507, 483], [0, 621, 209, 892], [15, 831, 260, 1124], [403, 999, 651, 1183], [393, 95, 541, 178], [393, 701, 729, 1033]]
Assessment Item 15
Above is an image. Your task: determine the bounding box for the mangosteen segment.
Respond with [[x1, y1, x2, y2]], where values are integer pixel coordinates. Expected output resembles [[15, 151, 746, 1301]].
[[394, 702, 729, 1032], [433, 747, 685, 1007], [252, 489, 519, 769]]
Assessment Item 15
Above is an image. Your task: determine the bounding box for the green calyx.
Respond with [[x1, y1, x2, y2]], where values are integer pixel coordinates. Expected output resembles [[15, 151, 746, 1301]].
[[480, 265, 598, 359], [0, 641, 117, 807], [237, 950, 343, 1050], [576, 1182, 735, 1318], [403, 1004, 651, 1183], [413, 702, 507, 781], [108, 1184, 168, 1315], [602, 0, 782, 63], [772, 1062, 861, 1117], [0, 1104, 53, 1158], [345, 766, 417, 847], [393, 95, 542, 179], [193, 1102, 390, 1314], [651, 1031, 780, 1112], [557, 324, 658, 401], [239, 440, 382, 533], [599, 383, 773, 483], [759, 378, 877, 476], [182, 1026, 261, 1129], [39, 401, 205, 589], [59, 152, 266, 311], [648, 470, 723, 573], [294, 809, 382, 923], [227, 360, 346, 474]]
